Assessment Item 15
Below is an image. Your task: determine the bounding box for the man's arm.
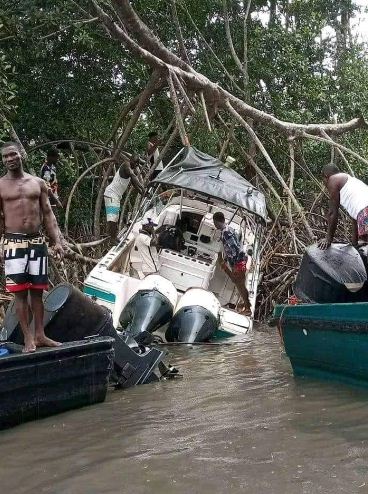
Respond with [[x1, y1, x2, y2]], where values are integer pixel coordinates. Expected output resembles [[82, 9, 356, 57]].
[[131, 173, 144, 195], [0, 189, 4, 238], [318, 178, 340, 250], [150, 231, 159, 247], [39, 180, 64, 257], [0, 190, 4, 262], [48, 188, 63, 208], [121, 163, 144, 194], [147, 141, 159, 156]]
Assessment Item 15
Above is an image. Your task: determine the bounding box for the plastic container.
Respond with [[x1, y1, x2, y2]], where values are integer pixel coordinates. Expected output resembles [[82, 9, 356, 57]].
[[0, 348, 10, 357]]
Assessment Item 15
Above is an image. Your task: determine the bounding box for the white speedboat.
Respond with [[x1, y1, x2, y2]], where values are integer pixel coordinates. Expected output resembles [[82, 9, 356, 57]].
[[84, 147, 267, 342]]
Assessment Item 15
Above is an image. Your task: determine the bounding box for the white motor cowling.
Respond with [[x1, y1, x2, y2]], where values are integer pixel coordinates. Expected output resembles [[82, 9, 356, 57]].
[[166, 288, 220, 343]]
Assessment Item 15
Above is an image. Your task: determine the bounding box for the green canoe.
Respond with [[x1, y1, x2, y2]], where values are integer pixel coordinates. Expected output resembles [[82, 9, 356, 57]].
[[271, 302, 368, 387]]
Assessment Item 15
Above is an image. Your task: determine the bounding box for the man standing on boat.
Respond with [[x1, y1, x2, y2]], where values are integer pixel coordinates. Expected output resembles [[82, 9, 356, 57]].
[[212, 211, 252, 316], [318, 164, 368, 250], [0, 142, 64, 353], [104, 155, 144, 240], [130, 218, 159, 279]]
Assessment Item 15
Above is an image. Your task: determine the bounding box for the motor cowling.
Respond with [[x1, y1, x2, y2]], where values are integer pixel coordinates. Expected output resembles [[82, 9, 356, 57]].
[[120, 275, 177, 344], [166, 288, 220, 343]]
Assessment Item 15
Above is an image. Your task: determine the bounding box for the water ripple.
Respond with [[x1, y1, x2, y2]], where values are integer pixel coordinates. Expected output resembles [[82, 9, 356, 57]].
[[0, 328, 368, 493]]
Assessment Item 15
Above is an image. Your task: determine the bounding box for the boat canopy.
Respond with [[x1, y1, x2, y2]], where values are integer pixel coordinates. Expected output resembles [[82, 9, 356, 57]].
[[151, 147, 267, 222]]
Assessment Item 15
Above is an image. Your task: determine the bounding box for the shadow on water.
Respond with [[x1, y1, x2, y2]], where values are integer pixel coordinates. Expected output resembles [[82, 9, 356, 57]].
[[1, 325, 368, 493]]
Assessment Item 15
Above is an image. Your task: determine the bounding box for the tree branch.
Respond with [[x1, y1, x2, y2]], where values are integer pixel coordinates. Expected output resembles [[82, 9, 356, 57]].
[[222, 0, 244, 73], [288, 138, 298, 253], [111, 0, 192, 72], [92, 0, 367, 136], [303, 132, 368, 168], [167, 72, 189, 146], [179, 3, 247, 97], [199, 91, 212, 132], [39, 17, 99, 40], [104, 93, 140, 146], [171, 72, 196, 114], [217, 114, 285, 209], [64, 157, 113, 236], [170, 0, 191, 64], [243, 0, 252, 98], [320, 129, 355, 176], [114, 70, 162, 154], [225, 101, 315, 240]]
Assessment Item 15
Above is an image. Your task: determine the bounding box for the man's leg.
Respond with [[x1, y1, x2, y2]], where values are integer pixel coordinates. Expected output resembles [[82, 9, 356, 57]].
[[30, 289, 61, 347], [105, 195, 120, 241], [220, 262, 251, 315], [106, 221, 118, 240], [14, 290, 36, 353], [230, 271, 251, 315]]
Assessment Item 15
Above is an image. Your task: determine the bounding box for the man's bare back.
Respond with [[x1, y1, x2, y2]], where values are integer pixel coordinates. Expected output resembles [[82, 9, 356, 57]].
[[0, 173, 45, 234]]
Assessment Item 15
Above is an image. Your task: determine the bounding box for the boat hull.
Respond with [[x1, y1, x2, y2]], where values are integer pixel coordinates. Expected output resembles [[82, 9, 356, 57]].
[[274, 302, 368, 387], [0, 337, 114, 430]]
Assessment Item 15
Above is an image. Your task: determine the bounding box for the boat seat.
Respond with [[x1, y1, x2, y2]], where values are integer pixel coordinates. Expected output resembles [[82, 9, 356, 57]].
[[157, 209, 178, 228], [158, 249, 215, 292]]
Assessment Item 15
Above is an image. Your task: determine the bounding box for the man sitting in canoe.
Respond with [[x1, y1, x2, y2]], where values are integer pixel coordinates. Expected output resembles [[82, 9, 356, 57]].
[[213, 211, 252, 316], [319, 164, 368, 250], [0, 142, 64, 352]]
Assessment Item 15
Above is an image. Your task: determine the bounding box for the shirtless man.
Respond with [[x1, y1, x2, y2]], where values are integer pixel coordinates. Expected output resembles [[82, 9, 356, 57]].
[[318, 164, 368, 250], [0, 142, 64, 352]]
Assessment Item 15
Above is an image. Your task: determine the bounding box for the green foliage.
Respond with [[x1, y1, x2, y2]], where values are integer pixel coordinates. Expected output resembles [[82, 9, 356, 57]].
[[0, 43, 17, 140], [0, 0, 368, 225]]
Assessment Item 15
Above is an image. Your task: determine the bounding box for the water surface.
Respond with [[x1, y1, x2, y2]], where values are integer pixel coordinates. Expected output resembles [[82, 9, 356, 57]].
[[1, 326, 368, 493]]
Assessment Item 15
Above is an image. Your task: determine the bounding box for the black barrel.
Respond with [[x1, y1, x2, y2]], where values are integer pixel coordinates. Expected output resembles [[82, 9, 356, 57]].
[[3, 298, 27, 345], [294, 243, 368, 304], [43, 284, 112, 342], [5, 284, 111, 344]]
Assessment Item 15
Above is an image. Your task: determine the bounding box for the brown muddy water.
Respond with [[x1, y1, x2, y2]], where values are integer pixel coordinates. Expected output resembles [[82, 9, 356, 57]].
[[1, 325, 368, 494]]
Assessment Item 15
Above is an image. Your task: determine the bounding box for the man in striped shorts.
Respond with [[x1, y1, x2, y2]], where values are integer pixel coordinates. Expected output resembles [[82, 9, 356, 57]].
[[0, 142, 64, 352]]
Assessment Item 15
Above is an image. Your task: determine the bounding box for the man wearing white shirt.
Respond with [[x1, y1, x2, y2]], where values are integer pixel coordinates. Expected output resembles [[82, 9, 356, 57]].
[[104, 155, 144, 240], [318, 164, 368, 250], [130, 219, 160, 279]]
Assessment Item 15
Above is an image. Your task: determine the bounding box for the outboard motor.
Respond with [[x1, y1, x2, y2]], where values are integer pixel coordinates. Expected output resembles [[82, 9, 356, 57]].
[[166, 288, 220, 343], [294, 243, 368, 303], [120, 275, 177, 344]]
